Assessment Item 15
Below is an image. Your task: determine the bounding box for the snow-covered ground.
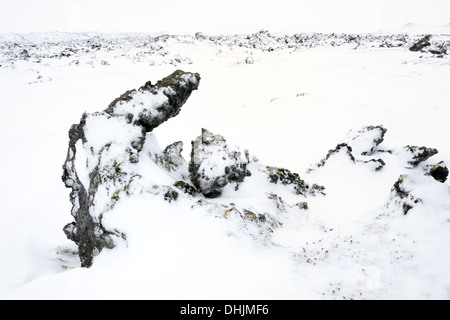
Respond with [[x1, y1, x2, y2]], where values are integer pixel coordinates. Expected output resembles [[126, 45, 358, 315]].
[[0, 31, 449, 299]]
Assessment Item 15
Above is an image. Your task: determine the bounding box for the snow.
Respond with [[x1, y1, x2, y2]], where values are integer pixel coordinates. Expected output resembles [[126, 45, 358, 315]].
[[1, 31, 450, 300]]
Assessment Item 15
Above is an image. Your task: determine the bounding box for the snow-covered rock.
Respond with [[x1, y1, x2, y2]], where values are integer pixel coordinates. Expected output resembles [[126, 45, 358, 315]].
[[61, 72, 330, 267], [62, 70, 200, 267], [189, 128, 252, 197], [308, 125, 446, 221], [409, 34, 432, 52], [2, 30, 450, 299], [343, 125, 387, 156], [423, 161, 448, 183]]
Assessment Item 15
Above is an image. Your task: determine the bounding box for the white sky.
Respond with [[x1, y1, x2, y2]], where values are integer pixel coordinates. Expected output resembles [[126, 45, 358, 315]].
[[1, 0, 449, 34]]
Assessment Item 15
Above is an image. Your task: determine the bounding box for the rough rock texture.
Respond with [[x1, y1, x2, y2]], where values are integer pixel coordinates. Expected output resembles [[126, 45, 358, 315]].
[[311, 143, 356, 170], [308, 125, 441, 174], [156, 141, 187, 173], [403, 145, 439, 168], [306, 125, 444, 217], [265, 166, 325, 196], [62, 73, 445, 268], [189, 128, 252, 197], [62, 70, 200, 267], [62, 70, 327, 267], [423, 161, 449, 183], [408, 35, 448, 56], [105, 69, 201, 133], [3, 32, 450, 73], [390, 174, 423, 215], [343, 125, 387, 156], [409, 35, 432, 52]]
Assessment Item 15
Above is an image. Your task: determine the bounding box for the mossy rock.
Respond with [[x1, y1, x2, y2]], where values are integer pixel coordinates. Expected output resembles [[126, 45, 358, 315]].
[[266, 166, 309, 195], [174, 180, 197, 196], [164, 188, 179, 202]]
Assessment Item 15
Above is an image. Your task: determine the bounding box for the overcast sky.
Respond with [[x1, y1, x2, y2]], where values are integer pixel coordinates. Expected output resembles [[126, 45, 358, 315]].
[[1, 0, 449, 34]]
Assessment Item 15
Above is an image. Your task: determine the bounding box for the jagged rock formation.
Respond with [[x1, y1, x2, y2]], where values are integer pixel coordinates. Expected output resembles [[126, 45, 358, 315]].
[[62, 70, 200, 267], [62, 69, 446, 268], [308, 125, 388, 172], [386, 145, 445, 214], [390, 174, 423, 215], [105, 70, 201, 132], [308, 125, 443, 175], [402, 145, 439, 168], [409, 35, 432, 52], [265, 166, 325, 196], [409, 35, 448, 56], [189, 128, 252, 197], [343, 125, 387, 156], [62, 71, 329, 267], [2, 31, 449, 70], [155, 141, 187, 173], [423, 161, 448, 183], [308, 125, 446, 216]]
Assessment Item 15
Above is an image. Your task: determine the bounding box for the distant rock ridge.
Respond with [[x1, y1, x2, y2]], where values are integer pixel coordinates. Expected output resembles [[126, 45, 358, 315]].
[[62, 70, 447, 268], [2, 31, 449, 70]]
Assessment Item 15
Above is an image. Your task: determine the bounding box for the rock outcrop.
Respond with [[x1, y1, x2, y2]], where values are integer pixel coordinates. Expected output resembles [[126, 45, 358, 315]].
[[62, 70, 200, 267], [62, 72, 446, 268], [189, 128, 252, 197], [307, 125, 446, 217], [408, 34, 448, 56], [4, 31, 450, 72], [62, 70, 329, 267], [409, 35, 432, 52], [423, 161, 448, 183], [308, 125, 388, 172], [402, 145, 439, 168], [390, 174, 423, 215], [265, 166, 325, 196]]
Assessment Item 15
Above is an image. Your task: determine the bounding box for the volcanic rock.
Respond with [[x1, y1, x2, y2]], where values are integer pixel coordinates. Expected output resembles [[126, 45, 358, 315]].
[[189, 128, 252, 197], [62, 70, 200, 267]]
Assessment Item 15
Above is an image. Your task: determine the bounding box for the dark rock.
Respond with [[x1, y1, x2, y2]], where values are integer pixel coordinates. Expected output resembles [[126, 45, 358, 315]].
[[244, 56, 254, 64], [429, 48, 447, 55], [313, 143, 356, 169], [189, 128, 252, 197], [267, 193, 287, 212], [223, 207, 267, 228], [390, 174, 423, 215], [266, 166, 325, 196], [105, 69, 200, 133], [403, 145, 438, 167], [363, 158, 386, 171], [242, 209, 258, 221], [309, 126, 389, 173], [423, 161, 449, 183], [296, 202, 309, 210], [174, 180, 197, 196], [164, 188, 179, 202], [156, 141, 187, 172], [348, 125, 387, 156], [195, 32, 207, 40], [62, 70, 200, 267], [402, 203, 414, 215], [63, 221, 80, 244], [409, 35, 432, 52], [392, 174, 410, 199], [61, 112, 109, 267]]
